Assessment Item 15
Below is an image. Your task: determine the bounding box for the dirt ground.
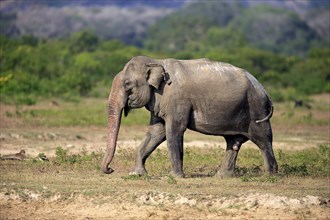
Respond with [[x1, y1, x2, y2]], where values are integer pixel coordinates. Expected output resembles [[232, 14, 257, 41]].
[[0, 189, 329, 220], [0, 125, 329, 219]]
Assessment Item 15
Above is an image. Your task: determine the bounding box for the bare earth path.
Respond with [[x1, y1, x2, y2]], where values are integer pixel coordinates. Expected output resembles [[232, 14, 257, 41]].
[[0, 189, 329, 219]]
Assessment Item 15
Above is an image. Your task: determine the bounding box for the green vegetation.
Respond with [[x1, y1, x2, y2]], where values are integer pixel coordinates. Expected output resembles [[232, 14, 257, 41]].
[[0, 32, 154, 104], [11, 144, 330, 179], [3, 99, 150, 127], [0, 32, 328, 105], [278, 144, 330, 177]]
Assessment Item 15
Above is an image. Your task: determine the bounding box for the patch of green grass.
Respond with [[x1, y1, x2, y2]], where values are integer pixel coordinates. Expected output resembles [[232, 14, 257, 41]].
[[6, 98, 150, 127], [49, 146, 104, 172], [11, 99, 107, 127], [3, 94, 328, 127], [281, 163, 308, 176], [167, 175, 177, 184], [276, 145, 329, 177], [121, 108, 149, 126], [184, 147, 222, 176], [240, 174, 278, 183], [236, 148, 263, 168], [4, 143, 328, 181], [235, 145, 329, 179], [145, 148, 172, 176], [0, 145, 329, 202], [144, 145, 330, 178]]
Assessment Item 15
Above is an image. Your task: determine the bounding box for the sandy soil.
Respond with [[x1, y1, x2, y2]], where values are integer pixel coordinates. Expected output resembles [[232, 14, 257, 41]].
[[1, 189, 329, 220]]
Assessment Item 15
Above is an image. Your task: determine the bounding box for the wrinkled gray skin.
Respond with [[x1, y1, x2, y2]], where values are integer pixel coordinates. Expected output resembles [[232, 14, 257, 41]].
[[102, 56, 278, 177]]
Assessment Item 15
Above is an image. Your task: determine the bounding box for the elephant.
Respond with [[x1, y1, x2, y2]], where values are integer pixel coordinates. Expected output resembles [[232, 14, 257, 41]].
[[102, 56, 278, 177]]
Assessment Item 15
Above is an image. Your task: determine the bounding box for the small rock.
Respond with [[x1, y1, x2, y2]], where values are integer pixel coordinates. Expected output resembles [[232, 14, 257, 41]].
[[0, 134, 7, 140], [10, 133, 20, 139], [47, 133, 57, 139], [76, 135, 85, 140], [1, 149, 26, 161], [51, 101, 60, 106], [175, 197, 197, 206], [140, 194, 150, 203]]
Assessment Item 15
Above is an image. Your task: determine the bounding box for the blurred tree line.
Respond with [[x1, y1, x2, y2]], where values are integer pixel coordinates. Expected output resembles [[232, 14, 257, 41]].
[[0, 30, 328, 105], [0, 31, 152, 104]]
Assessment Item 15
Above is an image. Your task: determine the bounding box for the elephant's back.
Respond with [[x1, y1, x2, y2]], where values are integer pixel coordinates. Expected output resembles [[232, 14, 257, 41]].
[[188, 64, 249, 98]]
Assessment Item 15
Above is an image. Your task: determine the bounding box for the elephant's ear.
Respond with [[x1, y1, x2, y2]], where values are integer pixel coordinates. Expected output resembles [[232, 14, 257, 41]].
[[146, 63, 171, 89]]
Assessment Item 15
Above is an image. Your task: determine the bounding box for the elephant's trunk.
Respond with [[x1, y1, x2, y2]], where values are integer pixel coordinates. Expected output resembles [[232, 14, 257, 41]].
[[102, 75, 126, 174]]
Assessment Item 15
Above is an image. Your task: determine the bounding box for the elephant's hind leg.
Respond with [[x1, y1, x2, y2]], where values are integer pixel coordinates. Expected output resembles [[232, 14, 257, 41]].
[[130, 121, 166, 176], [250, 122, 278, 174], [218, 135, 247, 178], [256, 140, 278, 174]]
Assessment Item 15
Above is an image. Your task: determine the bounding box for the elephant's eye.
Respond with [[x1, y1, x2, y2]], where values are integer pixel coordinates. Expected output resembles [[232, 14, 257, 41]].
[[124, 80, 132, 91]]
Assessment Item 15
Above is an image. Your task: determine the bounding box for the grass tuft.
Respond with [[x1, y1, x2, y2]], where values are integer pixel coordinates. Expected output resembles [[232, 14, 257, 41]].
[[167, 175, 177, 184]]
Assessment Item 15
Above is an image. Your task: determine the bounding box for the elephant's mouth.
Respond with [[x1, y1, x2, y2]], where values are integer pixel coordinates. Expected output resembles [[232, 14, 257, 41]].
[[125, 86, 150, 114], [124, 96, 142, 116], [128, 95, 135, 107], [124, 98, 131, 117]]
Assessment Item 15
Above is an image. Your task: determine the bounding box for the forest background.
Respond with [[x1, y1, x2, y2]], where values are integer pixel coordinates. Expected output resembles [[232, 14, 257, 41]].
[[0, 0, 329, 105]]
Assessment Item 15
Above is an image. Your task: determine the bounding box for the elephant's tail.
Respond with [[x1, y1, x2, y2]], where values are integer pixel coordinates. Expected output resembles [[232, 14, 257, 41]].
[[255, 105, 273, 124], [245, 71, 274, 124]]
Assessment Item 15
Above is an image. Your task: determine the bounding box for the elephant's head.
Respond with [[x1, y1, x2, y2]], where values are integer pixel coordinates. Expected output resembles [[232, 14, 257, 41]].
[[102, 56, 169, 174]]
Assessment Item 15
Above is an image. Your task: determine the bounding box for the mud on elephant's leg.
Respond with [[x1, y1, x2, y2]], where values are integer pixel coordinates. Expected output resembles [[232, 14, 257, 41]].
[[217, 136, 246, 178], [130, 122, 166, 176]]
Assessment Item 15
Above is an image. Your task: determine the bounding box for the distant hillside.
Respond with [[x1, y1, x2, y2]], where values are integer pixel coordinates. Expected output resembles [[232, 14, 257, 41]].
[[0, 0, 185, 10], [0, 1, 174, 45], [0, 0, 328, 55], [145, 1, 328, 56], [302, 8, 330, 43], [228, 5, 325, 55]]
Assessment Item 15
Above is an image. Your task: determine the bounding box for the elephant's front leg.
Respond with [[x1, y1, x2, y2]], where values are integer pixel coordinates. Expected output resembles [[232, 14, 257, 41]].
[[130, 121, 166, 176], [166, 119, 186, 178]]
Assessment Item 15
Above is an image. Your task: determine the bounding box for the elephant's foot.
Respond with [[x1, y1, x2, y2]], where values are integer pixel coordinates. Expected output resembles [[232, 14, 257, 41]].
[[129, 167, 147, 176], [217, 169, 235, 178], [265, 165, 278, 175], [169, 170, 185, 178], [262, 149, 279, 175]]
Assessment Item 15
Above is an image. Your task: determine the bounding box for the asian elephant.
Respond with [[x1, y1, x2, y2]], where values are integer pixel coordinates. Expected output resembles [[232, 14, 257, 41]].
[[102, 56, 278, 177]]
